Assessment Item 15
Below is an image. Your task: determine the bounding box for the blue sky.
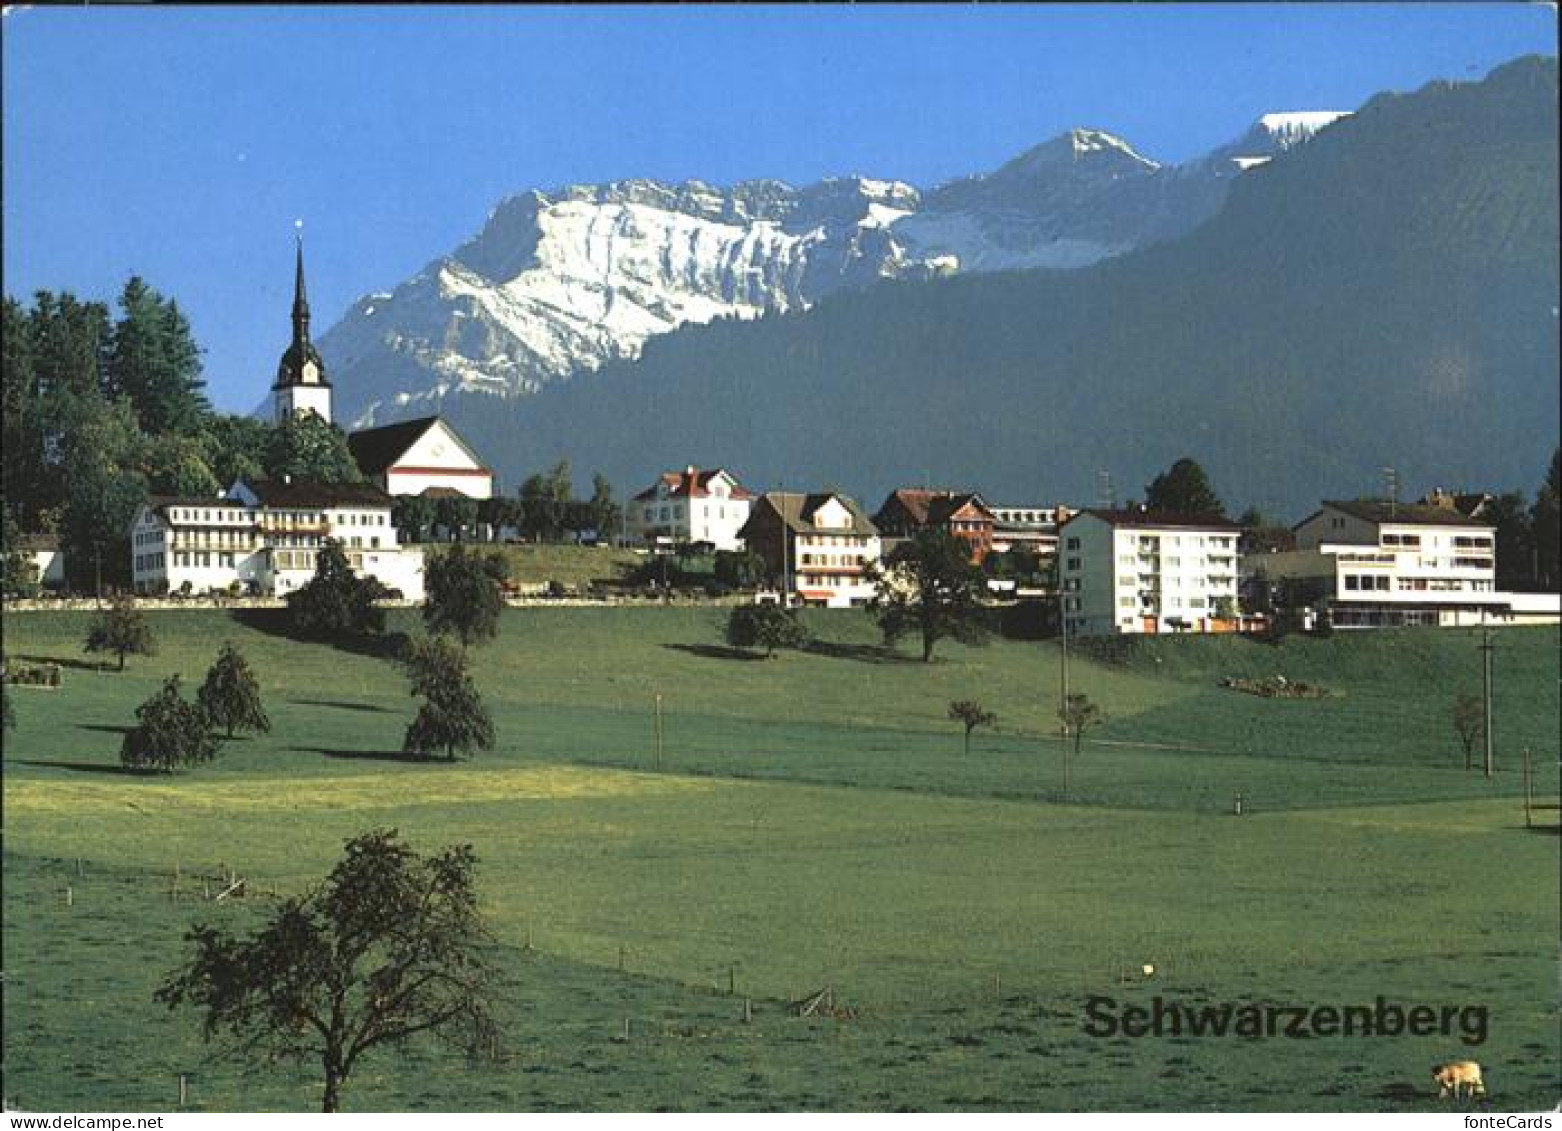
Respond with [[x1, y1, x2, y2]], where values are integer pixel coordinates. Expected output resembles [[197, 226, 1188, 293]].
[[3, 4, 1555, 413]]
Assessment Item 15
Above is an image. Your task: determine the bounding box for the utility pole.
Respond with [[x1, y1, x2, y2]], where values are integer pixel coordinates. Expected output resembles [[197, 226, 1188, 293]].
[[1059, 587, 1071, 741], [1479, 613, 1495, 779], [779, 484, 791, 608]]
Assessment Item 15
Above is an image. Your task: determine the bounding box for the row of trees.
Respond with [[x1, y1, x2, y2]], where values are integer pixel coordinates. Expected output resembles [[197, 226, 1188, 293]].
[[3, 281, 362, 593], [387, 461, 623, 546]]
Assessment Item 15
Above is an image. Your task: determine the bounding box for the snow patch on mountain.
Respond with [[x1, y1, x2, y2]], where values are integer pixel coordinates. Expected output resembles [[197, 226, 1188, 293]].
[[323, 114, 1352, 426]]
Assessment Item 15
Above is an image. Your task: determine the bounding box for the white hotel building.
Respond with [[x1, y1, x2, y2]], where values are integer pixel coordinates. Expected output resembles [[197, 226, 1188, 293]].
[[130, 478, 425, 601], [1059, 509, 1243, 636], [1246, 499, 1556, 628]]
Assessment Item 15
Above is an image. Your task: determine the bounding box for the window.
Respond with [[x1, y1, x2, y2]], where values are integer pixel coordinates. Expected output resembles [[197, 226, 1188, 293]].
[[1345, 575, 1360, 591], [1066, 557, 1080, 571], [1066, 537, 1080, 551]]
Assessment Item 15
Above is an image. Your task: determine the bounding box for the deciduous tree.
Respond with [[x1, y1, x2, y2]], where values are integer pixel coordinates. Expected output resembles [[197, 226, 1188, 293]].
[[285, 540, 385, 640], [85, 593, 155, 671], [726, 602, 808, 657], [197, 642, 271, 740], [870, 529, 990, 662], [1452, 692, 1483, 772], [424, 543, 506, 649], [265, 414, 362, 484], [156, 828, 500, 1112], [1059, 692, 1105, 756], [401, 636, 495, 761], [947, 699, 997, 756], [121, 675, 220, 772]]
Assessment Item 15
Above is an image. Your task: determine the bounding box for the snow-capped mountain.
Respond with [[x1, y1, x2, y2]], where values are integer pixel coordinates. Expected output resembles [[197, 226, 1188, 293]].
[[322, 113, 1348, 427]]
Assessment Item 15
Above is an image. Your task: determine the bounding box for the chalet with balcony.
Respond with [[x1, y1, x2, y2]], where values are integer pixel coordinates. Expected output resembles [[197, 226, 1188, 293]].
[[872, 489, 995, 564], [739, 492, 882, 608]]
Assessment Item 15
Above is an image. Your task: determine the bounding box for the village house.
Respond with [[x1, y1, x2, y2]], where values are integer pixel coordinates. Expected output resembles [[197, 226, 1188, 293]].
[[1059, 509, 1243, 636], [872, 489, 996, 564], [1245, 498, 1557, 628], [15, 533, 66, 591], [739, 492, 882, 609], [627, 466, 754, 552], [130, 478, 426, 601]]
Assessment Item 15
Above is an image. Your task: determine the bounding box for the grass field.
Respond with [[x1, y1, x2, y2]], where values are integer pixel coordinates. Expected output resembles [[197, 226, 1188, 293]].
[[3, 608, 1558, 1111]]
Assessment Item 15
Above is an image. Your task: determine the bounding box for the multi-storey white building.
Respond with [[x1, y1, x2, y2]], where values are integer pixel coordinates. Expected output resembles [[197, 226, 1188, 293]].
[[628, 466, 755, 551], [738, 492, 883, 609], [1244, 499, 1553, 628], [130, 478, 425, 601], [1059, 509, 1243, 636]]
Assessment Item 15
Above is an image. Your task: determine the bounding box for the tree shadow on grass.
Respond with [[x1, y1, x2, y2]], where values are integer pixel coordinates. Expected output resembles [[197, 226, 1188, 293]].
[[801, 639, 917, 665], [293, 746, 446, 765], [288, 698, 396, 714], [228, 608, 409, 662], [11, 758, 135, 775], [662, 643, 771, 663]]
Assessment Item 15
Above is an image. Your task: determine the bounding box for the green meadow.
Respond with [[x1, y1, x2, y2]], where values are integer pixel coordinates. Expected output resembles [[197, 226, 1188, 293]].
[[3, 607, 1558, 1111]]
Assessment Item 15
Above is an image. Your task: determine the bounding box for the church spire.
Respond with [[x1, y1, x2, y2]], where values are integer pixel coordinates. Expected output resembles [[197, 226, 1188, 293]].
[[291, 231, 311, 349], [273, 226, 332, 422]]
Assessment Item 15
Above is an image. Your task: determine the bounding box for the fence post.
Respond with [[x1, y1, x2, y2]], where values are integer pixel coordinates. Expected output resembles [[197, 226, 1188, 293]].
[[1523, 747, 1532, 829]]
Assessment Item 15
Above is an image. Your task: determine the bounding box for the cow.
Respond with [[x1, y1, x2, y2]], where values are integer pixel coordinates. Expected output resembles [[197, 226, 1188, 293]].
[[1433, 1061, 1486, 1099]]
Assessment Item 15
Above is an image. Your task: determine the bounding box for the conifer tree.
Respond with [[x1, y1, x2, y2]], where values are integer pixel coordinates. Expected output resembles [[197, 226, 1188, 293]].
[[1144, 458, 1225, 517], [105, 276, 209, 436]]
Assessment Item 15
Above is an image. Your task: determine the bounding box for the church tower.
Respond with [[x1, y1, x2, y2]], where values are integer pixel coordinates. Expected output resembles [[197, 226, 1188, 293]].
[[272, 235, 333, 423]]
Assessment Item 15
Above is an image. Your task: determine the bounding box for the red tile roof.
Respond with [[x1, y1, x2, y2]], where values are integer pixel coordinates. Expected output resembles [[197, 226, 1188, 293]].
[[632, 466, 754, 502]]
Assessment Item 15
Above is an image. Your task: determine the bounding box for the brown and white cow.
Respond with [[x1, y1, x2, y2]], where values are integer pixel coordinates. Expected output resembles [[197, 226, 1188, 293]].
[[1433, 1061, 1486, 1099]]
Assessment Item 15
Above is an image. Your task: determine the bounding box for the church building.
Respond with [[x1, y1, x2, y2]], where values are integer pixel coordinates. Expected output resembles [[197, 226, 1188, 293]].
[[272, 238, 495, 499]]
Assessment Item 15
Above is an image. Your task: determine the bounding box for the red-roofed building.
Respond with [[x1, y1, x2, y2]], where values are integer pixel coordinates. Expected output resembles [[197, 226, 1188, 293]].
[[628, 466, 755, 551], [872, 489, 996, 564]]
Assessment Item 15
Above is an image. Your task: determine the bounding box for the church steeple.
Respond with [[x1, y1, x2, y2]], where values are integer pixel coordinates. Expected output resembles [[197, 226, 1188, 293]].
[[291, 235, 311, 347], [273, 227, 333, 423]]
